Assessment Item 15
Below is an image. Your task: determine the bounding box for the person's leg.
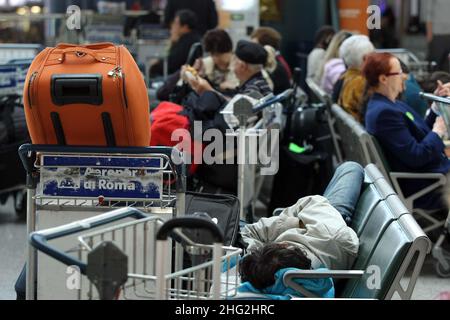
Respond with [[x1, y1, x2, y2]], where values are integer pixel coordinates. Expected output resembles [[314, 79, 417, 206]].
[[323, 161, 364, 225]]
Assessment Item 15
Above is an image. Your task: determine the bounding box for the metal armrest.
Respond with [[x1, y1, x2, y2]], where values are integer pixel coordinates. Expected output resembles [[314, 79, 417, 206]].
[[389, 172, 447, 210]]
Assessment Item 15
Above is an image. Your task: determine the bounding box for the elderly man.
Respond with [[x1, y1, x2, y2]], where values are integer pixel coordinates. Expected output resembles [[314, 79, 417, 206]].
[[185, 40, 272, 98]]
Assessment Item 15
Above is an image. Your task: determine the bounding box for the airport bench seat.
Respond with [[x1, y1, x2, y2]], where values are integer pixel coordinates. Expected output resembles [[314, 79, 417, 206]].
[[282, 165, 431, 300], [330, 103, 447, 234]]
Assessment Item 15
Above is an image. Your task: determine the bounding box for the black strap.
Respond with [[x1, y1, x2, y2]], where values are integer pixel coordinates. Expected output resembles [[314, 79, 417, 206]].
[[101, 112, 116, 147], [50, 112, 66, 145]]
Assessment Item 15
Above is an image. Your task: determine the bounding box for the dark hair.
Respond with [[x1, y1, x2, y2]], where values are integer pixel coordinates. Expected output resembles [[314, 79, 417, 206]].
[[421, 71, 450, 93], [314, 25, 336, 49], [239, 242, 311, 290], [250, 27, 282, 50], [398, 59, 410, 74], [362, 52, 396, 88], [175, 9, 198, 30], [203, 29, 233, 54]]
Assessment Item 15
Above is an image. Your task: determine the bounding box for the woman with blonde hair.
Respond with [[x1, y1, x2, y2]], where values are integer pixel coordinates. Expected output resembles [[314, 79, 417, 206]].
[[317, 30, 352, 93]]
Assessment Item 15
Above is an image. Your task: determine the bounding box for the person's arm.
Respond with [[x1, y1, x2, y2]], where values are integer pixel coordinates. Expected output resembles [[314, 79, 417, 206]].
[[426, 81, 450, 127], [375, 108, 446, 169], [242, 195, 345, 247], [241, 214, 302, 251]]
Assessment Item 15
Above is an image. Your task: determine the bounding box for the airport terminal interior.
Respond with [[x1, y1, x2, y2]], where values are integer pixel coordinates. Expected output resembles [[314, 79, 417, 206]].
[[1, 0, 450, 301]]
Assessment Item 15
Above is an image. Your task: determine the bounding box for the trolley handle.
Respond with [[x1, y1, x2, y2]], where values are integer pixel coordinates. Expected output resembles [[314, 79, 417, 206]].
[[156, 217, 224, 243], [420, 92, 450, 105], [29, 207, 148, 274], [253, 89, 294, 113]]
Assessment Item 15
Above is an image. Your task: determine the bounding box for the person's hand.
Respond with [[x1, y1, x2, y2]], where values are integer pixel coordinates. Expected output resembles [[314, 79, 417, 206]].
[[180, 65, 190, 82], [434, 80, 450, 97], [433, 116, 447, 139], [188, 76, 213, 95]]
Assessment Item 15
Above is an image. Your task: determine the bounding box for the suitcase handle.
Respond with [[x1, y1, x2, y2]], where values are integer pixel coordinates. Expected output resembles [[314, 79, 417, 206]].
[[60, 47, 107, 63], [56, 42, 115, 50], [156, 217, 224, 243]]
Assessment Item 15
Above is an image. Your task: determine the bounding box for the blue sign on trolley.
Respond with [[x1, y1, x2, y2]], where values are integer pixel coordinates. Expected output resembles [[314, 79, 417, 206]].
[[39, 155, 164, 200]]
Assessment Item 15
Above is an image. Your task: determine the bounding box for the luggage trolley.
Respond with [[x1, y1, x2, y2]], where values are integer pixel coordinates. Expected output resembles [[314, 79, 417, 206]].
[[29, 210, 242, 300], [420, 92, 450, 277], [222, 89, 292, 221], [19, 144, 186, 299]]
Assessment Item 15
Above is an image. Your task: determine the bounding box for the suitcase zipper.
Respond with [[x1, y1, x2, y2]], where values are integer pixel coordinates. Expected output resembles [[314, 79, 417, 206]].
[[107, 66, 128, 109], [27, 71, 38, 108]]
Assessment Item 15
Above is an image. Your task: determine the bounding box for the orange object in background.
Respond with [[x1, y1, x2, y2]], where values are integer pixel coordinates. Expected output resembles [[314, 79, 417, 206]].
[[338, 0, 370, 35], [23, 42, 150, 147]]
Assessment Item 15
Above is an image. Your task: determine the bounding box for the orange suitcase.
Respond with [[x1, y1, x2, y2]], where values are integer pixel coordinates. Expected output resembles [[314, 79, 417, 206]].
[[23, 42, 150, 146]]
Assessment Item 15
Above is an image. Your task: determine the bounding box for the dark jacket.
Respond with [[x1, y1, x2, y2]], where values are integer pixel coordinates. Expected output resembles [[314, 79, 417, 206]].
[[150, 31, 201, 78], [227, 71, 273, 98], [365, 93, 450, 209], [164, 0, 218, 35], [270, 61, 292, 95], [183, 71, 273, 134]]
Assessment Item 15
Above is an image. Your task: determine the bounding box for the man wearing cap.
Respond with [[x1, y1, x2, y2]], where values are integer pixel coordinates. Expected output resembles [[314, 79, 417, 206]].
[[184, 40, 272, 98]]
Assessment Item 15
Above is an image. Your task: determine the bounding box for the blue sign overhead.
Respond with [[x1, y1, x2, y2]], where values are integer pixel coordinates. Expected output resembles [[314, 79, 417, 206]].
[[39, 155, 164, 200]]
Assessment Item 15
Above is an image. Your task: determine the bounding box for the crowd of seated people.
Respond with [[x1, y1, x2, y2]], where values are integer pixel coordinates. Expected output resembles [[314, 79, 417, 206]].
[[148, 10, 293, 194], [305, 23, 450, 214]]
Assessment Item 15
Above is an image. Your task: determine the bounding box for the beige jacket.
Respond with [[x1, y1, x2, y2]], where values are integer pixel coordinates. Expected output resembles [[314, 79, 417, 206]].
[[241, 195, 359, 270]]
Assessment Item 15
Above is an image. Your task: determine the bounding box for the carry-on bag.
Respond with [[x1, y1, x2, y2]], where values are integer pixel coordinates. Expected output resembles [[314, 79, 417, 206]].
[[23, 42, 150, 146], [185, 192, 240, 246]]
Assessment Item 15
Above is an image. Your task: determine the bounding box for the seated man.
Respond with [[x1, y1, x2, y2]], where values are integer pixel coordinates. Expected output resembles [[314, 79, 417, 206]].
[[149, 9, 201, 78], [239, 162, 363, 294], [150, 40, 273, 185]]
